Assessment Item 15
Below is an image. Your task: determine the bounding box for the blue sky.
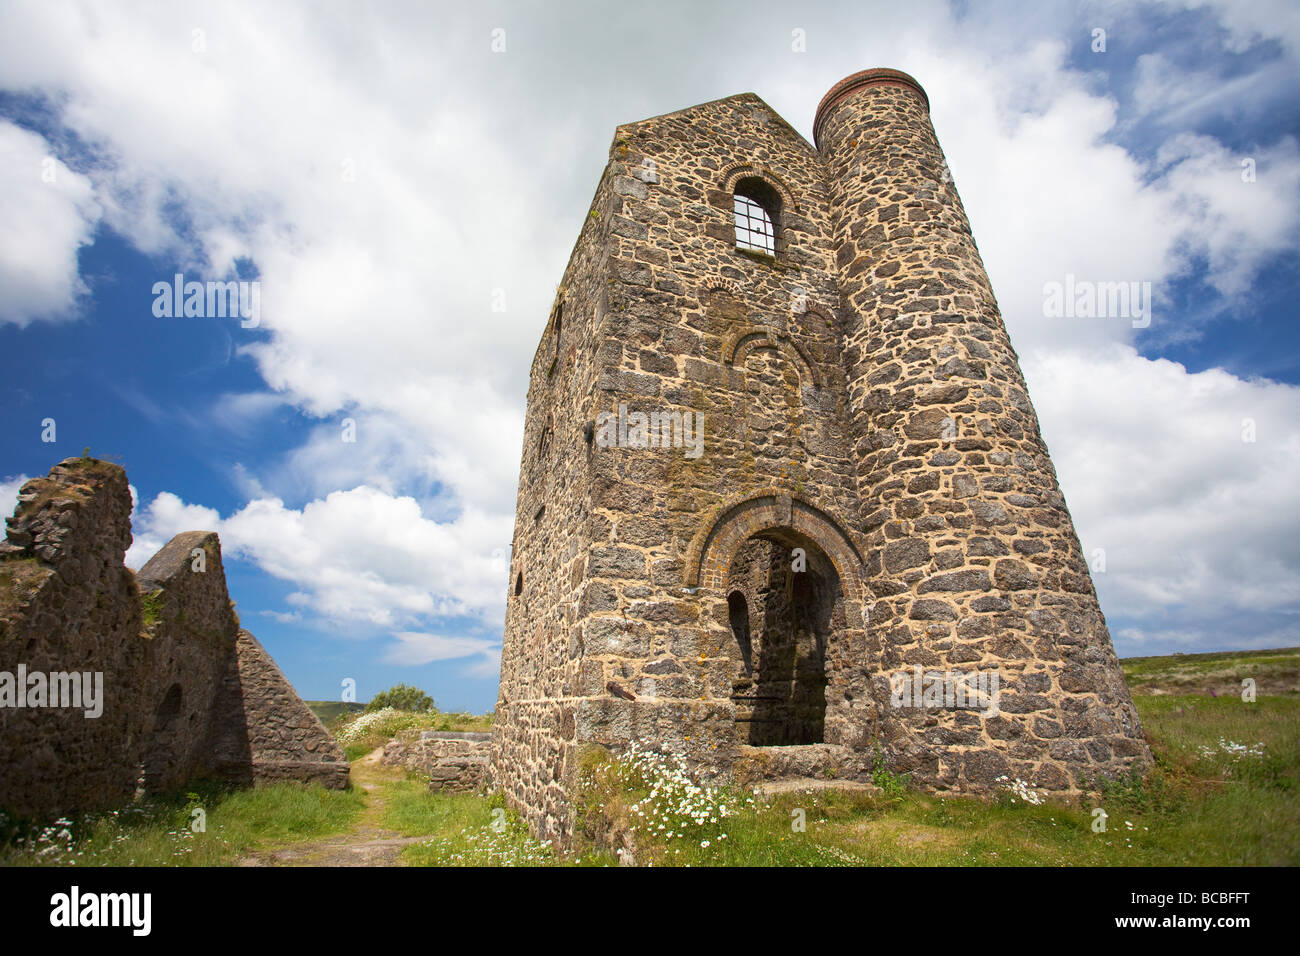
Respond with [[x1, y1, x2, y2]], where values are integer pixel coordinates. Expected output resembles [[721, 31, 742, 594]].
[[2, 0, 1298, 711]]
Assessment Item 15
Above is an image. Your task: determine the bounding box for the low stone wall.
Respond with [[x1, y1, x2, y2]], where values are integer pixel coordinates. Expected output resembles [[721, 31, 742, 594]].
[[383, 730, 491, 793], [732, 743, 873, 787]]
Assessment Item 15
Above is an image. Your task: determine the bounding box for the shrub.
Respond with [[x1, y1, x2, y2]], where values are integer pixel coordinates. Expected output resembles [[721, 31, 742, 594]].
[[365, 683, 436, 714]]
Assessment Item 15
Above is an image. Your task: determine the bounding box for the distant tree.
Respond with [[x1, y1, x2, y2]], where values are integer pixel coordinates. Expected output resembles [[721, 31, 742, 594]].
[[365, 683, 436, 713]]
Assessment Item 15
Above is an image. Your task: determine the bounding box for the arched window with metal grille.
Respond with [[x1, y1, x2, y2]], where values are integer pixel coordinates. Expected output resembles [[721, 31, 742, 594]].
[[733, 178, 781, 256]]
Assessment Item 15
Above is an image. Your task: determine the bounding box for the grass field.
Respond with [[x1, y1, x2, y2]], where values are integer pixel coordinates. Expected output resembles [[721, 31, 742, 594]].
[[0, 780, 364, 866], [3, 648, 1295, 866], [1121, 646, 1299, 696], [386, 648, 1298, 867], [391, 690, 1296, 867]]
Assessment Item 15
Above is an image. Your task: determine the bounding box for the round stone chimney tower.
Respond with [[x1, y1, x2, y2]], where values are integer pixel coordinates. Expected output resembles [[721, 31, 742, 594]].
[[815, 69, 1148, 789]]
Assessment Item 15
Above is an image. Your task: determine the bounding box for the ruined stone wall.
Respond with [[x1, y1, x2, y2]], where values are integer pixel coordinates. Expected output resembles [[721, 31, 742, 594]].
[[136, 530, 239, 792], [0, 460, 149, 816], [0, 457, 348, 820]]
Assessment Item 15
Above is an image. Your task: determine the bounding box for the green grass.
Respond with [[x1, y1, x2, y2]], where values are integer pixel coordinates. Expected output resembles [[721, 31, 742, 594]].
[[387, 782, 597, 866], [4, 650, 1293, 867], [140, 589, 164, 630], [0, 780, 364, 866], [306, 700, 365, 724], [378, 771, 620, 866], [382, 689, 1298, 867]]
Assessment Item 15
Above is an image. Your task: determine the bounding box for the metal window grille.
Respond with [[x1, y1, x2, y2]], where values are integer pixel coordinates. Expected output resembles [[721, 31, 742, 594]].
[[734, 194, 775, 255]]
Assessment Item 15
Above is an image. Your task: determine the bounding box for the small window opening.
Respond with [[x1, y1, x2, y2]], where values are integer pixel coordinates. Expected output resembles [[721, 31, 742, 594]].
[[547, 303, 564, 379], [515, 571, 523, 596], [538, 412, 554, 461], [733, 178, 780, 256]]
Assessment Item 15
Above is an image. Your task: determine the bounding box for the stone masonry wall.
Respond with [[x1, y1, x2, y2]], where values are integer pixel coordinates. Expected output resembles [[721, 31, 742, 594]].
[[0, 459, 149, 815], [136, 530, 240, 792], [383, 731, 491, 793], [206, 630, 349, 789], [815, 70, 1149, 790], [491, 153, 619, 842], [571, 93, 873, 788]]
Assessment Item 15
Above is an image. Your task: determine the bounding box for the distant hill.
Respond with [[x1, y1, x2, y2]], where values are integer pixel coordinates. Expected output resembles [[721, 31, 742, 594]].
[[306, 700, 367, 723], [1121, 646, 1300, 696]]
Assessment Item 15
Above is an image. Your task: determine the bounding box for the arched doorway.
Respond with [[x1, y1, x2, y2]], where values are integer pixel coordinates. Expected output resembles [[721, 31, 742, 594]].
[[725, 532, 843, 746]]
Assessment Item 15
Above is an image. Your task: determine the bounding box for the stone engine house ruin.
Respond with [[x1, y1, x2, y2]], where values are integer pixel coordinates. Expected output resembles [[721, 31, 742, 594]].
[[0, 457, 348, 818], [492, 68, 1151, 843]]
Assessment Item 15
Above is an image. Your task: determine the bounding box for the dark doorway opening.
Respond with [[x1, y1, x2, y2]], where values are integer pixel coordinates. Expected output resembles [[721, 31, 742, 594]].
[[726, 534, 838, 746]]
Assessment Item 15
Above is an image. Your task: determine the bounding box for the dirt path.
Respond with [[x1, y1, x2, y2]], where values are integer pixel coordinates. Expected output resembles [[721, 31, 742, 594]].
[[237, 747, 426, 867]]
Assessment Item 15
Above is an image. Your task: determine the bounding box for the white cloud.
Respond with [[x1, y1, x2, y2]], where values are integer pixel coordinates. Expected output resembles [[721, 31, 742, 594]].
[[1129, 52, 1277, 128], [0, 2, 553, 521], [125, 490, 222, 568], [127, 483, 512, 632], [1026, 345, 1300, 629], [385, 632, 501, 673], [0, 474, 31, 521], [912, 41, 1300, 355], [1159, 0, 1300, 56], [259, 609, 302, 624], [1151, 133, 1300, 299], [0, 120, 100, 325]]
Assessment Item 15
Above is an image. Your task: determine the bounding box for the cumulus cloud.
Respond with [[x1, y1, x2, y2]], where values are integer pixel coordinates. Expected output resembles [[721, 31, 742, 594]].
[[1150, 133, 1300, 300], [0, 120, 100, 325], [126, 483, 512, 631], [913, 40, 1300, 354], [1026, 346, 1300, 626]]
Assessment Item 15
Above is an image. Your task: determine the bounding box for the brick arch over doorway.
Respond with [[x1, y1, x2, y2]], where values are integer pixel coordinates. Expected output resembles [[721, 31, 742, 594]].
[[683, 490, 870, 621]]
